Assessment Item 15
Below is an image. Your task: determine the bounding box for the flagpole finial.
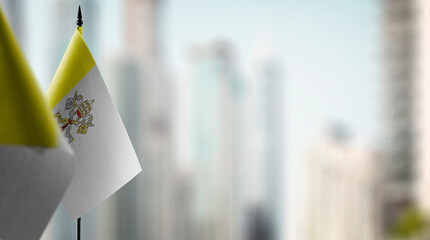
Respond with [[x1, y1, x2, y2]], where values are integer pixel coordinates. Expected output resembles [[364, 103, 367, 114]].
[[77, 6, 83, 27]]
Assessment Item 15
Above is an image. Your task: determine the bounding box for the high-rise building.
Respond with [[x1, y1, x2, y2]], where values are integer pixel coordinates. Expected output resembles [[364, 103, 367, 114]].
[[253, 53, 285, 240], [187, 41, 244, 240], [242, 49, 286, 240], [380, 0, 417, 227], [123, 0, 175, 240], [414, 0, 430, 219], [100, 54, 142, 240], [380, 0, 430, 234], [298, 126, 384, 240]]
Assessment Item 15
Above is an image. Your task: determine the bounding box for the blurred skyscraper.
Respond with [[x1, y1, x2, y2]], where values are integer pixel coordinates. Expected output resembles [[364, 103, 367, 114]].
[[252, 51, 285, 240], [414, 0, 430, 221], [123, 0, 175, 240], [382, 0, 430, 234], [381, 0, 417, 228], [298, 126, 384, 240], [101, 54, 142, 240], [187, 41, 244, 240], [241, 47, 286, 240], [99, 0, 175, 239]]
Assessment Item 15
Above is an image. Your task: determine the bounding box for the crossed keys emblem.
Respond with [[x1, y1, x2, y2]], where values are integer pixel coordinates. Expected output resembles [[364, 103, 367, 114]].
[[55, 91, 95, 143]]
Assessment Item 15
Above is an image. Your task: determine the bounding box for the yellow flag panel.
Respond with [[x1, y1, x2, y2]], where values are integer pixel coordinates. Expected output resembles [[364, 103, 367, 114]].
[[0, 7, 57, 147]]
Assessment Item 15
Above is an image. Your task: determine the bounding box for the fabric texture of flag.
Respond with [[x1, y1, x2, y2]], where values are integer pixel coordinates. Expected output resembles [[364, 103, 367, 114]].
[[46, 29, 142, 219], [0, 7, 75, 240]]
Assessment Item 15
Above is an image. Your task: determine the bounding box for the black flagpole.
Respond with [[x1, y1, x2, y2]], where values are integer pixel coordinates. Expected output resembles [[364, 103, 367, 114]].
[[76, 5, 83, 240], [77, 217, 81, 240]]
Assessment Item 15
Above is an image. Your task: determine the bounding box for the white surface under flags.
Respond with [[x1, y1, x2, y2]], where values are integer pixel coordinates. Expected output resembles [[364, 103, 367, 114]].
[[54, 66, 141, 219]]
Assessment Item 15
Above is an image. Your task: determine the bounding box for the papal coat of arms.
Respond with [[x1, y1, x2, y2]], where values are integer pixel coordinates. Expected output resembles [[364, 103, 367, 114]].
[[55, 91, 95, 143]]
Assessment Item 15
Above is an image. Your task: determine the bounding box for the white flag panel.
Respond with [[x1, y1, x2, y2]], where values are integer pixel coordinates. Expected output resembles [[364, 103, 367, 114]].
[[54, 66, 141, 219]]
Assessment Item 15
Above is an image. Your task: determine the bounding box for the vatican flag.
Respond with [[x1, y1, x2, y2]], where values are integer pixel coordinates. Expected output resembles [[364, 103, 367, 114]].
[[46, 28, 141, 219], [0, 7, 75, 240]]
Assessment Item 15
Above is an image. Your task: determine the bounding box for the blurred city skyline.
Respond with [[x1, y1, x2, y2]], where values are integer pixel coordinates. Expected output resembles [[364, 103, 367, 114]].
[[0, 0, 384, 240]]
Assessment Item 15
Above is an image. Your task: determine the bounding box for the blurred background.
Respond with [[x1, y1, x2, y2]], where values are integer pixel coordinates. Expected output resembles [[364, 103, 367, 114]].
[[2, 0, 430, 239]]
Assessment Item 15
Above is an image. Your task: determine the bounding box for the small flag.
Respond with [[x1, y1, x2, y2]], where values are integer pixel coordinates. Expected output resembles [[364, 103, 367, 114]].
[[0, 7, 75, 240], [46, 28, 142, 219]]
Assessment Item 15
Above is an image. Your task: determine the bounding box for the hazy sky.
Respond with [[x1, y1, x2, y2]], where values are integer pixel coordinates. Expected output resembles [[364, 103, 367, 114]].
[[16, 0, 378, 144], [20, 0, 378, 149], [163, 0, 378, 141]]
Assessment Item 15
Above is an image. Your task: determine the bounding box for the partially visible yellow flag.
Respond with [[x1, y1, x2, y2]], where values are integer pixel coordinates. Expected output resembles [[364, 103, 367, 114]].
[[0, 6, 57, 147], [0, 7, 75, 240]]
